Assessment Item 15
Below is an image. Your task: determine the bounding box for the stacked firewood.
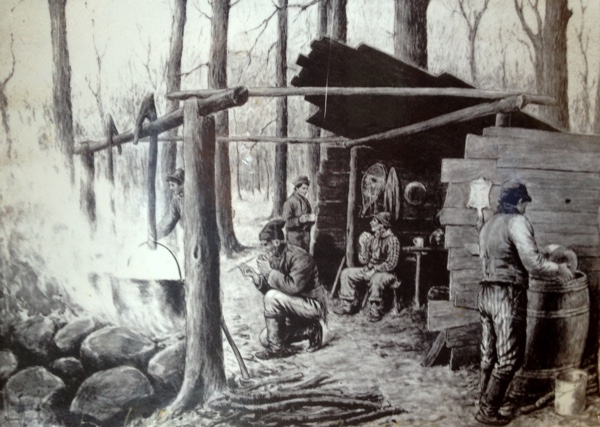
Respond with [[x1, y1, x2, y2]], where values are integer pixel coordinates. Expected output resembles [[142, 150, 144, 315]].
[[205, 372, 406, 426]]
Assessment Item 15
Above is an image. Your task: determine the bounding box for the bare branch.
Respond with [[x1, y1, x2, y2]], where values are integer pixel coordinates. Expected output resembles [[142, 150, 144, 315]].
[[1, 34, 16, 86], [180, 62, 209, 77], [243, 7, 278, 67], [515, 35, 534, 66], [260, 119, 276, 134], [288, 0, 320, 11], [514, 0, 539, 47]]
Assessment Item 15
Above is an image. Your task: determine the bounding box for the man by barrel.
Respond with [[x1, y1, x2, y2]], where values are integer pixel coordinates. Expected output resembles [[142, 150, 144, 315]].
[[476, 180, 573, 426], [156, 168, 184, 239], [241, 219, 327, 360], [334, 211, 401, 322], [282, 175, 315, 252]]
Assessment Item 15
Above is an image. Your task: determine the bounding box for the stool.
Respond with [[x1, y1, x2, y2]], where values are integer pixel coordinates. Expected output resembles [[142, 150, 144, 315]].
[[361, 280, 402, 316]]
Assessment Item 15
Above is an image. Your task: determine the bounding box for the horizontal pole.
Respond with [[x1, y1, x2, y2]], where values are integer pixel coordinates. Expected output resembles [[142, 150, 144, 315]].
[[74, 87, 249, 154], [138, 135, 345, 145], [343, 95, 532, 148], [167, 86, 557, 105]]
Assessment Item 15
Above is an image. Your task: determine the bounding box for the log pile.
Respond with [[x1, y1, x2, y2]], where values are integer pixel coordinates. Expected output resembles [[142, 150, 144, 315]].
[[204, 372, 406, 426]]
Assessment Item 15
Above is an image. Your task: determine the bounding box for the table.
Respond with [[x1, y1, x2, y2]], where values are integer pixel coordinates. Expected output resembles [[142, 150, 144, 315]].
[[403, 246, 443, 308]]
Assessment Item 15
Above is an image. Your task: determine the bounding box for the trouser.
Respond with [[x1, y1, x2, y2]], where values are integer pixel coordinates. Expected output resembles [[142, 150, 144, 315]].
[[478, 282, 526, 413], [260, 289, 323, 348], [339, 267, 397, 303], [286, 230, 311, 252]]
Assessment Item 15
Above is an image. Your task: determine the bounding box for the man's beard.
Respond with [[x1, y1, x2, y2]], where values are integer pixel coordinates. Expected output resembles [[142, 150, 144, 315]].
[[265, 243, 285, 267]]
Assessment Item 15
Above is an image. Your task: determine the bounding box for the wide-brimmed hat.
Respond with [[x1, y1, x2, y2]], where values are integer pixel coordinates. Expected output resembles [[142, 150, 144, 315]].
[[499, 179, 531, 206], [259, 219, 286, 241], [293, 175, 310, 187], [166, 168, 185, 185], [370, 211, 391, 228]]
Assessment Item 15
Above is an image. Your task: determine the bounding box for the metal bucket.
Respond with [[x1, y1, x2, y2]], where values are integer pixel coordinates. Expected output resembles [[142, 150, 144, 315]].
[[554, 369, 587, 415]]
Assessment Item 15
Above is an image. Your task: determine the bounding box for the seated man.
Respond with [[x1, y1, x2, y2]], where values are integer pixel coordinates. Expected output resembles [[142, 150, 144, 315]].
[[241, 219, 327, 360], [334, 211, 401, 322]]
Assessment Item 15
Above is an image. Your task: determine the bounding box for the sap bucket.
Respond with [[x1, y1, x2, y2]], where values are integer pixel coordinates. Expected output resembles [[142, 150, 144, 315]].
[[554, 369, 588, 415]]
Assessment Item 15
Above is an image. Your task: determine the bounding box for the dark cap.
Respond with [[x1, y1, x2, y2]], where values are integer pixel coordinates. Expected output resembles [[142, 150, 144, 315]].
[[370, 211, 391, 228], [259, 219, 286, 241], [167, 168, 185, 185], [293, 175, 310, 187], [499, 179, 531, 206]]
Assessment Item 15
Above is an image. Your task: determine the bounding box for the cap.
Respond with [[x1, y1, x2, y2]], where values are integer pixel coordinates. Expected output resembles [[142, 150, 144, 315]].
[[293, 175, 310, 187], [370, 211, 391, 228], [166, 168, 185, 185], [499, 179, 531, 206], [259, 219, 286, 241]]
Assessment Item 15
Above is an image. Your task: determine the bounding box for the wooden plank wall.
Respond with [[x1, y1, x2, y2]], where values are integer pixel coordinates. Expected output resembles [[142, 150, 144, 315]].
[[438, 127, 600, 364]]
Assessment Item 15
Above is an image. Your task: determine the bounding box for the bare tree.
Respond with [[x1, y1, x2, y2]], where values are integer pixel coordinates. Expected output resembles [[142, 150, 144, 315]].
[[394, 0, 430, 69], [85, 19, 107, 127], [48, 0, 75, 182], [594, 64, 600, 134], [329, 0, 347, 42], [455, 0, 490, 86], [572, 0, 591, 132], [272, 0, 289, 217], [514, 0, 572, 129], [210, 0, 244, 255], [161, 0, 187, 216], [307, 0, 328, 204], [0, 34, 16, 159]]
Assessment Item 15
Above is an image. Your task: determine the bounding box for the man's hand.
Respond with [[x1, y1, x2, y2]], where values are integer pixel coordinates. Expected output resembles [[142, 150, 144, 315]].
[[299, 214, 309, 224], [362, 267, 375, 279], [557, 263, 574, 281], [257, 257, 272, 276]]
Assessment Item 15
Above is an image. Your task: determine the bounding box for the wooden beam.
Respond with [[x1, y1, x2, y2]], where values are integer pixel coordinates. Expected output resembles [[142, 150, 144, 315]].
[[167, 87, 556, 105], [343, 96, 534, 148], [79, 148, 96, 225], [74, 87, 249, 154], [345, 146, 360, 267]]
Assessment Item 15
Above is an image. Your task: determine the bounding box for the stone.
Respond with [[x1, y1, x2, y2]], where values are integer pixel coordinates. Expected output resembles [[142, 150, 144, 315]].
[[11, 315, 58, 364], [49, 357, 84, 389], [54, 318, 97, 355], [70, 366, 154, 423], [3, 366, 65, 408], [80, 326, 157, 372], [147, 340, 185, 395], [0, 350, 18, 385]]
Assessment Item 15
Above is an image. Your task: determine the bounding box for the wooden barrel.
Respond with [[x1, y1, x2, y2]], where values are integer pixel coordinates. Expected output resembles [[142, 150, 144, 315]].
[[508, 272, 589, 401]]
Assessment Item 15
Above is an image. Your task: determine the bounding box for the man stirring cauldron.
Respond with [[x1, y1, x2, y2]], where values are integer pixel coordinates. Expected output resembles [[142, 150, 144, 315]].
[[476, 180, 573, 426], [240, 219, 327, 360], [156, 168, 185, 239]]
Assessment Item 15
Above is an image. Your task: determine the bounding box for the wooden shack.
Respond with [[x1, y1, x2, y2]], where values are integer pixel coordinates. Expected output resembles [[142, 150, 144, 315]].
[[293, 38, 600, 369]]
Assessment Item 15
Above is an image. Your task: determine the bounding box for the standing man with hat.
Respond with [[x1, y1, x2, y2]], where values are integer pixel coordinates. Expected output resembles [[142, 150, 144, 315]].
[[334, 211, 401, 322], [241, 219, 327, 360], [282, 175, 315, 252], [476, 179, 574, 426], [156, 168, 185, 239]]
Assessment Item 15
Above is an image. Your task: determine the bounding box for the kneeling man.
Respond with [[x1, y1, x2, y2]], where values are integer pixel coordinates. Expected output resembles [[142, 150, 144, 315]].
[[243, 219, 327, 360], [335, 211, 401, 322]]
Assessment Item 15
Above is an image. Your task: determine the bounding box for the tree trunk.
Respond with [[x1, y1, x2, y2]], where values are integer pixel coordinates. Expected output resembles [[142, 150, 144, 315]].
[[540, 0, 571, 129], [236, 142, 242, 200], [210, 0, 243, 254], [393, 0, 429, 69], [48, 0, 75, 183], [330, 0, 347, 42], [307, 0, 328, 205], [169, 105, 224, 413], [272, 0, 288, 217], [161, 0, 187, 217], [594, 65, 600, 134]]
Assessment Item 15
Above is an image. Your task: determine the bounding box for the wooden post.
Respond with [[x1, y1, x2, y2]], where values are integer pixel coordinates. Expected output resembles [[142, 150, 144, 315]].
[[79, 144, 96, 225], [168, 102, 224, 413], [345, 146, 360, 267], [495, 112, 510, 127]]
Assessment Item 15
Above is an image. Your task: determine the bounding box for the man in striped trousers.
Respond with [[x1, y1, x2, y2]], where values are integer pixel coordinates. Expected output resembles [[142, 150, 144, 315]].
[[476, 180, 573, 426]]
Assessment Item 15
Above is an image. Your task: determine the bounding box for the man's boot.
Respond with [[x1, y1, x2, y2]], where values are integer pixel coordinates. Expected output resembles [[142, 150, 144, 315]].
[[255, 317, 290, 360], [367, 301, 383, 322], [305, 321, 323, 352], [478, 368, 493, 405], [475, 375, 513, 426], [333, 299, 359, 316]]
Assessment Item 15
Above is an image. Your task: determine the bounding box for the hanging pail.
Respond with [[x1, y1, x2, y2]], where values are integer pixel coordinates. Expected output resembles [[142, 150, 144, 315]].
[[554, 369, 587, 415], [508, 272, 589, 401]]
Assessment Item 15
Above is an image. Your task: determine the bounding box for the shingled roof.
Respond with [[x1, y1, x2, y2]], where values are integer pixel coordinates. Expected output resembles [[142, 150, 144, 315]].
[[291, 38, 557, 139]]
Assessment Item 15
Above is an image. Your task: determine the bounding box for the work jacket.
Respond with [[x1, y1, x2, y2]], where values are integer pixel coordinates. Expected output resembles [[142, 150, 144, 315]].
[[479, 213, 559, 287], [358, 229, 401, 273], [156, 192, 183, 239], [282, 193, 314, 233]]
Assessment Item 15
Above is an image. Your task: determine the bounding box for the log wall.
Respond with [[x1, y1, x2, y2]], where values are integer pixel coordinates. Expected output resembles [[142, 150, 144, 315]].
[[437, 127, 600, 363]]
